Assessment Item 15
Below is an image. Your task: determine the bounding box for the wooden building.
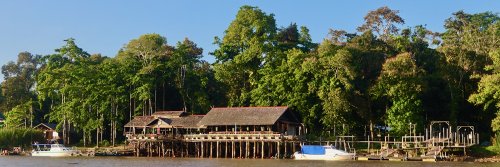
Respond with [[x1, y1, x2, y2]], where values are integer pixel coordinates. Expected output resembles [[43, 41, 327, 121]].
[[124, 106, 304, 158], [33, 123, 60, 143], [124, 111, 204, 141], [193, 106, 302, 139]]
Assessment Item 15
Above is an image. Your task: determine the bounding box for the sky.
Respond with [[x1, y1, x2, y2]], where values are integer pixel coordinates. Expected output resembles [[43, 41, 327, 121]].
[[0, 0, 499, 81]]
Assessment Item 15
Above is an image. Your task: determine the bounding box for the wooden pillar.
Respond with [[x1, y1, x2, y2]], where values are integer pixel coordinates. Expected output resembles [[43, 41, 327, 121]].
[[277, 142, 280, 159], [136, 142, 139, 157], [196, 142, 199, 158], [253, 141, 256, 158], [216, 141, 220, 158], [172, 141, 175, 157], [210, 142, 213, 158], [179, 142, 184, 158], [225, 141, 228, 158], [261, 141, 264, 159], [147, 142, 150, 157], [246, 141, 249, 158], [232, 141, 235, 158], [284, 142, 287, 158], [201, 141, 204, 158], [186, 142, 189, 158], [239, 142, 242, 158], [268, 142, 271, 158]]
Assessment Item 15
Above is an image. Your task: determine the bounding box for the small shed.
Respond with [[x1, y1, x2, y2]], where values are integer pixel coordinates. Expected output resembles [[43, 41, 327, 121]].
[[33, 123, 60, 141]]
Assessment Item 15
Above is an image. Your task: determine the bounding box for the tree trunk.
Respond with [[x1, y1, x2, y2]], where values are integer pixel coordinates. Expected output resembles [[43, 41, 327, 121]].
[[129, 90, 132, 122], [100, 113, 104, 146], [149, 98, 153, 115], [96, 128, 99, 147], [110, 101, 114, 147], [83, 131, 86, 147]]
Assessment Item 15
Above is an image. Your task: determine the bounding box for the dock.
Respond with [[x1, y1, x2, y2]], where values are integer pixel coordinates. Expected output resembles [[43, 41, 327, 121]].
[[123, 107, 478, 161]]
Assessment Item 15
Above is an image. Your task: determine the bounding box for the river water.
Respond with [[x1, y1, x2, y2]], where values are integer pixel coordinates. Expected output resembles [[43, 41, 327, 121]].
[[0, 156, 498, 167]]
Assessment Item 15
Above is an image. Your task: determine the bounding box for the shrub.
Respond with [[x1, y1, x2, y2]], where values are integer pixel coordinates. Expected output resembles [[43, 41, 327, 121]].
[[0, 128, 45, 149]]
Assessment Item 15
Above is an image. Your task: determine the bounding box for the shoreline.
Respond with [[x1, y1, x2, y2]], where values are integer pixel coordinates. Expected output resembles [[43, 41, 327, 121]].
[[6, 145, 500, 162], [3, 152, 500, 163]]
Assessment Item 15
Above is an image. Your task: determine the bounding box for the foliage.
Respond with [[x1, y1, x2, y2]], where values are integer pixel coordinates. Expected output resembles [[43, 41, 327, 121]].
[[212, 5, 277, 106], [357, 6, 405, 41], [470, 50, 500, 132], [0, 128, 44, 149], [372, 53, 424, 135], [0, 6, 499, 146]]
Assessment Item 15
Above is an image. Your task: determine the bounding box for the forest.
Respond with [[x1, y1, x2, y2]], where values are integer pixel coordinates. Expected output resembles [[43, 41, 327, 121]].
[[0, 6, 498, 147]]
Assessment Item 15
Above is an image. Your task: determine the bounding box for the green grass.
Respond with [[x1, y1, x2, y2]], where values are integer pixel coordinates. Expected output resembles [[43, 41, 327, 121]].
[[469, 145, 500, 157]]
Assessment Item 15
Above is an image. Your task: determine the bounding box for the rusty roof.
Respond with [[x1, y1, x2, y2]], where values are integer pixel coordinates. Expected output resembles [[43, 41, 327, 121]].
[[127, 115, 205, 129], [34, 123, 57, 130], [197, 106, 292, 126], [147, 118, 174, 128], [152, 111, 186, 118], [171, 115, 205, 128], [124, 116, 156, 127]]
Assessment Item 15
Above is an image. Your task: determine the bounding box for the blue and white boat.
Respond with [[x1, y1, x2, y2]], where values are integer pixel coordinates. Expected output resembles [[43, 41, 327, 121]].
[[31, 144, 78, 157], [294, 145, 355, 160]]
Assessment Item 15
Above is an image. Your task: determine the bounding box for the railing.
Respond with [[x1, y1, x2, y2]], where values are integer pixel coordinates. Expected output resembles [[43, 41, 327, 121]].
[[126, 134, 182, 141], [126, 132, 303, 142], [183, 133, 289, 141], [208, 131, 280, 134]]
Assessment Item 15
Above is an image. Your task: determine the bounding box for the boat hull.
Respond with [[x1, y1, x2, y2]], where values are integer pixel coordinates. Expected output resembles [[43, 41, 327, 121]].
[[294, 152, 355, 160], [31, 151, 76, 157]]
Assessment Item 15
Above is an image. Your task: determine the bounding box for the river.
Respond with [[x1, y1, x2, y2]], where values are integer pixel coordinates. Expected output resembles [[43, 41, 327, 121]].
[[0, 156, 498, 167]]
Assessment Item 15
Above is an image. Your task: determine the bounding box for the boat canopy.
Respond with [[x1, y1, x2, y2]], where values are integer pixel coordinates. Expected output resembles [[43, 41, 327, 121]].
[[301, 145, 326, 155]]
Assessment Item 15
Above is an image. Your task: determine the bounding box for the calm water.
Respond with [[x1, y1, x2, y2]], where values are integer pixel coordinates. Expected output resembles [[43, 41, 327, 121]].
[[0, 156, 497, 167]]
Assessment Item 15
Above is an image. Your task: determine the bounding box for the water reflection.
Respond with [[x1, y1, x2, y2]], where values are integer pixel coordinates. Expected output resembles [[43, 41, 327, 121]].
[[0, 156, 495, 167]]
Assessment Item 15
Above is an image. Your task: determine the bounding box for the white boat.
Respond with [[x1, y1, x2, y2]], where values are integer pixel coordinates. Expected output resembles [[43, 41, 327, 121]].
[[31, 144, 78, 157], [294, 145, 355, 160]]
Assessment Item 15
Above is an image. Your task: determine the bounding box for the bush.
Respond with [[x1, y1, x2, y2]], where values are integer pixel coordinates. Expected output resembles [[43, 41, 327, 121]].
[[0, 128, 45, 149], [101, 140, 110, 147]]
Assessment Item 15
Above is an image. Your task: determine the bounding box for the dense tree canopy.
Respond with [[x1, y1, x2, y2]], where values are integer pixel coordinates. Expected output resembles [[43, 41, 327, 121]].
[[0, 6, 498, 144]]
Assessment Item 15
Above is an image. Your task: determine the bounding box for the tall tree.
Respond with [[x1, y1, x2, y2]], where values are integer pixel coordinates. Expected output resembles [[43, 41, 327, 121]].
[[37, 38, 91, 144], [357, 6, 405, 41], [1, 52, 40, 127], [439, 11, 499, 131], [117, 34, 169, 116], [372, 53, 424, 135], [469, 49, 500, 132], [316, 44, 357, 134], [212, 5, 277, 106]]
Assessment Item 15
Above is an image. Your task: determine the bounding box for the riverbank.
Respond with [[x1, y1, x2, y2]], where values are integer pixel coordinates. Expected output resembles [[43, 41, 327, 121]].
[[1, 156, 499, 167], [6, 144, 500, 163]]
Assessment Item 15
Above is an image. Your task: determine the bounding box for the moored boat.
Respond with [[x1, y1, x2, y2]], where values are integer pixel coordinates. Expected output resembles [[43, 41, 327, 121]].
[[31, 144, 78, 157], [293, 145, 356, 160]]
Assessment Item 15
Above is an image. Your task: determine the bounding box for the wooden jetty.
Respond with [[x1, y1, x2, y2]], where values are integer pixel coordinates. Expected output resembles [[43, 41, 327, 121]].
[[124, 107, 478, 161], [355, 121, 479, 161]]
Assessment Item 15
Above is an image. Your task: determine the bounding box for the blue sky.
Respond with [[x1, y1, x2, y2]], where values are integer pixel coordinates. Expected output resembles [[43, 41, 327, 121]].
[[0, 1, 499, 81]]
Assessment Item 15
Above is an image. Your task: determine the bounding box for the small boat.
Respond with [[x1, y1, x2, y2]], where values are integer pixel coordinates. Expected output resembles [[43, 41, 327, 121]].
[[294, 145, 355, 160], [31, 144, 78, 157]]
